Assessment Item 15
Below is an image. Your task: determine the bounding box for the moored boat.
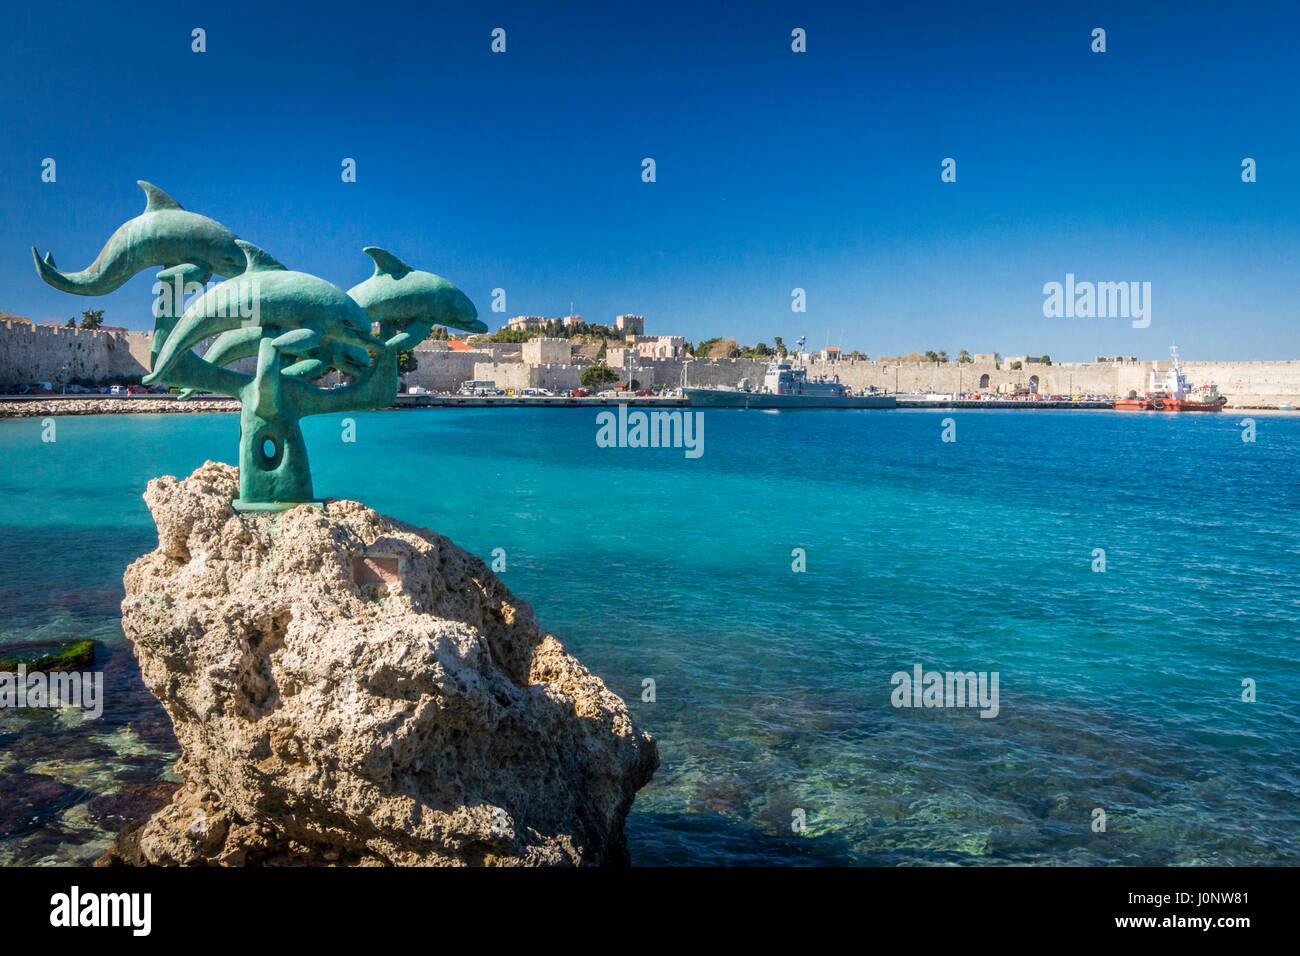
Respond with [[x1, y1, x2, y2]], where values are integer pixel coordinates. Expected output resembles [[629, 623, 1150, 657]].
[[1114, 346, 1226, 412], [684, 337, 895, 409]]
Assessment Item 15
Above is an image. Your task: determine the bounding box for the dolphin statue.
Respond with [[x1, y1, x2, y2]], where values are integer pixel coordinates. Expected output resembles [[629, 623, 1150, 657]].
[[146, 239, 385, 387], [347, 247, 484, 348], [32, 181, 246, 296], [198, 326, 372, 378]]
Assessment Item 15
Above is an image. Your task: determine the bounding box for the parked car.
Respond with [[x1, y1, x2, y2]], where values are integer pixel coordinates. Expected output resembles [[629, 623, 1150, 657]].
[[634, 388, 654, 396], [406, 385, 430, 395], [127, 385, 148, 394], [108, 385, 127, 396]]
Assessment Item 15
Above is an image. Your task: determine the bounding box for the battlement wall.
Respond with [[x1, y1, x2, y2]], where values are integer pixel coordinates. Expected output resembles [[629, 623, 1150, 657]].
[[0, 320, 153, 383]]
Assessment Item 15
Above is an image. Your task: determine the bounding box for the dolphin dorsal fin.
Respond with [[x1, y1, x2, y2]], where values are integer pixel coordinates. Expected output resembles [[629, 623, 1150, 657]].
[[363, 246, 412, 280], [138, 181, 184, 212], [236, 240, 287, 273]]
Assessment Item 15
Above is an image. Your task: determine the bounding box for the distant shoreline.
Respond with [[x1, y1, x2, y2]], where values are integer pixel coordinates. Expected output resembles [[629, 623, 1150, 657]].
[[3, 394, 1296, 419]]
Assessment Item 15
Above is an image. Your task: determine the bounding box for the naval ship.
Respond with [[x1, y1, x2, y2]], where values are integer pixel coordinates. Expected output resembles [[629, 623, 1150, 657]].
[[684, 339, 896, 409]]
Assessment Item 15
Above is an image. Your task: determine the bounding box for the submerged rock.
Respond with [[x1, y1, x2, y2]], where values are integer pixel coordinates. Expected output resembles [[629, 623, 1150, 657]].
[[0, 639, 96, 673], [111, 462, 657, 866]]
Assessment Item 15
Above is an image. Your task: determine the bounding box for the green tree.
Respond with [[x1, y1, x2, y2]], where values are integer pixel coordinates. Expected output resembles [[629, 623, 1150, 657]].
[[695, 336, 721, 358], [65, 317, 76, 328], [580, 365, 619, 388], [397, 350, 418, 375], [1039, 355, 1052, 366], [774, 336, 787, 357], [1010, 361, 1022, 370], [937, 350, 949, 363], [958, 350, 971, 363], [924, 350, 939, 363], [79, 308, 105, 330]]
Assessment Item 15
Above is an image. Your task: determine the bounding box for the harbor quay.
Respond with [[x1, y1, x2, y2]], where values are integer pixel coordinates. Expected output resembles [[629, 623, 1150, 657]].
[[4, 318, 1300, 409]]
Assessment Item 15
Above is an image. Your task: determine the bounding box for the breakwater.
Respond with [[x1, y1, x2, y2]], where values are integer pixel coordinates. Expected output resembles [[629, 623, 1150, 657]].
[[0, 396, 238, 418]]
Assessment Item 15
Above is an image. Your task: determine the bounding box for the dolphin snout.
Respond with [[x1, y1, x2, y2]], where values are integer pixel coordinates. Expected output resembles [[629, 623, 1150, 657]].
[[447, 287, 484, 332]]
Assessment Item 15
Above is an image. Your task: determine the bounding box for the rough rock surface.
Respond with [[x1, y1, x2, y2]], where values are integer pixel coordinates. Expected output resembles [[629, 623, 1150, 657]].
[[0, 398, 238, 418], [113, 462, 657, 866]]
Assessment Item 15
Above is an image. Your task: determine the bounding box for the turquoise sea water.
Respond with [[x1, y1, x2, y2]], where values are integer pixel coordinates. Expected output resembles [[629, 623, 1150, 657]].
[[1, 407, 1297, 865]]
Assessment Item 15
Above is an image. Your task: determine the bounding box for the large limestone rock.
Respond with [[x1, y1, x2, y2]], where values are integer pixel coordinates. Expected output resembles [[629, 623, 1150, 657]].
[[114, 462, 657, 866]]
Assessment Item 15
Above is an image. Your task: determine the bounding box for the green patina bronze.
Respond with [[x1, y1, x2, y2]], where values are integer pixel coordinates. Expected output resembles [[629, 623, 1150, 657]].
[[33, 182, 483, 510]]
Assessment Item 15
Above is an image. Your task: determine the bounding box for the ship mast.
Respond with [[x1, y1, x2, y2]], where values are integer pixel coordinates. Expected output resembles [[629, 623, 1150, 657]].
[[1168, 343, 1185, 399]]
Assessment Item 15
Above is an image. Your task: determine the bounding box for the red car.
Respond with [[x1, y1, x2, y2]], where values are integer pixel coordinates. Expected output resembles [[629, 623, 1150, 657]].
[[128, 385, 148, 394]]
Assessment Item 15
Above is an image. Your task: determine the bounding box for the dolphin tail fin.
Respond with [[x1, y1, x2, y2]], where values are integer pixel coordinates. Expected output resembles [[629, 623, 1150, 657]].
[[32, 246, 76, 293]]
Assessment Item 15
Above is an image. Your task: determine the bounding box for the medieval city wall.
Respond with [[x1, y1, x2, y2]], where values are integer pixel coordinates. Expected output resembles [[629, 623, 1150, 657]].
[[4, 320, 1300, 404], [0, 320, 153, 383]]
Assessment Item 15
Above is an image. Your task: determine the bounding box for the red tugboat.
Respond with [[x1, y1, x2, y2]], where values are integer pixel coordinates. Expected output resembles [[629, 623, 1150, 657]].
[[1114, 346, 1227, 411]]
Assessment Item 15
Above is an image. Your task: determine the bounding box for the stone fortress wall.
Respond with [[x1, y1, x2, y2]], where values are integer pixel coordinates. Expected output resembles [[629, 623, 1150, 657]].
[[5, 319, 1300, 405], [0, 320, 153, 382]]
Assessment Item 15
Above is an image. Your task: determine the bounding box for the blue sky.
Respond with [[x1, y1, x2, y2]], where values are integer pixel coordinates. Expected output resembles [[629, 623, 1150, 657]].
[[1, 0, 1296, 360]]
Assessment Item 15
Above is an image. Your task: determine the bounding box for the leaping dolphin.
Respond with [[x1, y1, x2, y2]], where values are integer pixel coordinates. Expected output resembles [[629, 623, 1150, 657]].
[[146, 239, 384, 387], [32, 181, 245, 296], [347, 247, 484, 348], [197, 326, 373, 378]]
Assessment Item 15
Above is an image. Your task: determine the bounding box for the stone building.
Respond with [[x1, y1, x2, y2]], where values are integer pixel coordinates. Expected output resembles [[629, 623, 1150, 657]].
[[506, 315, 547, 331], [633, 335, 686, 359], [522, 337, 572, 365], [615, 314, 645, 335]]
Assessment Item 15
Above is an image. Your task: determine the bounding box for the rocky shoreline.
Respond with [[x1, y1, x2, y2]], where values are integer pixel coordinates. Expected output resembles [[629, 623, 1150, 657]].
[[0, 397, 239, 418], [102, 462, 658, 866]]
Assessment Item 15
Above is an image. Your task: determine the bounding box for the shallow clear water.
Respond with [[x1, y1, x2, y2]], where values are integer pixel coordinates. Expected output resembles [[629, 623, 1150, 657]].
[[1, 407, 1297, 865]]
